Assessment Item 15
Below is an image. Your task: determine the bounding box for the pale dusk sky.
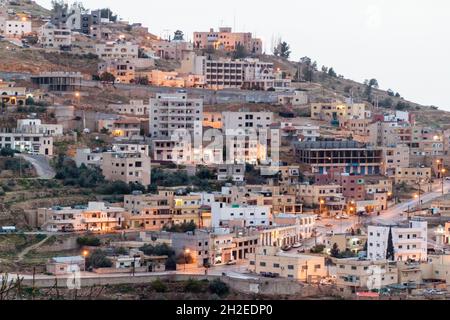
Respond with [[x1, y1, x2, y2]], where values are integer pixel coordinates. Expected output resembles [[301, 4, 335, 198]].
[[39, 0, 450, 111]]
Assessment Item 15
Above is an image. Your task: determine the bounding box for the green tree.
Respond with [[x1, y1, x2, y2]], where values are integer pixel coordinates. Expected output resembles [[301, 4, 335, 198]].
[[0, 148, 16, 157], [100, 8, 117, 22], [232, 43, 247, 59], [209, 279, 229, 297], [300, 56, 317, 82], [274, 41, 291, 59], [364, 78, 379, 102], [184, 278, 203, 293], [328, 67, 337, 78], [77, 236, 101, 247], [86, 250, 112, 268], [151, 279, 167, 292], [330, 243, 340, 258], [100, 72, 116, 84], [386, 227, 394, 261]]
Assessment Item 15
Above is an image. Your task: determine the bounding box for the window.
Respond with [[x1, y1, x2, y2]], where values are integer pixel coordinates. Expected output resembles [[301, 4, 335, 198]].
[[260, 262, 266, 267], [287, 265, 294, 270], [273, 263, 280, 268]]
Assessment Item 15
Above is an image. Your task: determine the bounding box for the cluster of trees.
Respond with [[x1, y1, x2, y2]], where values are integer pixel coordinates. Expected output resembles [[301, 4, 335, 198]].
[[54, 155, 148, 194], [149, 278, 229, 296], [139, 243, 177, 270], [0, 148, 16, 157], [297, 57, 318, 82], [77, 236, 101, 247], [364, 78, 379, 102], [163, 222, 197, 233], [150, 167, 221, 192], [273, 41, 291, 59], [330, 243, 358, 259], [86, 250, 113, 269]]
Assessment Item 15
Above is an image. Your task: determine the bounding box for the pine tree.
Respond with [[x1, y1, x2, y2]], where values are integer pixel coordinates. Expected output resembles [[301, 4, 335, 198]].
[[386, 227, 394, 261], [330, 243, 340, 258]]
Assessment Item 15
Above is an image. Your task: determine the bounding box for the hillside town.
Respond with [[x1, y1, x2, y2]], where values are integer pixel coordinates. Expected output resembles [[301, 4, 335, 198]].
[[1, 0, 450, 302]]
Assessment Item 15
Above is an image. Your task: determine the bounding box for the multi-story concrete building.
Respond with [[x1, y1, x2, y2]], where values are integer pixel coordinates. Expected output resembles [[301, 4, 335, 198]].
[[0, 84, 27, 106], [222, 111, 274, 131], [193, 27, 262, 55], [39, 22, 72, 49], [111, 118, 142, 138], [3, 19, 32, 38], [203, 112, 223, 129], [294, 141, 383, 175], [111, 142, 149, 155], [394, 166, 432, 186], [222, 111, 274, 164], [124, 191, 209, 229], [150, 40, 193, 60], [102, 152, 151, 186], [109, 100, 149, 116], [98, 58, 135, 84], [149, 92, 203, 140], [31, 72, 83, 92], [0, 129, 53, 156], [367, 220, 428, 262], [335, 258, 398, 296], [211, 202, 271, 229], [203, 58, 290, 90], [74, 148, 103, 168], [381, 145, 410, 176], [279, 123, 320, 142], [95, 41, 139, 60], [16, 119, 63, 136], [217, 164, 245, 182], [278, 91, 308, 106], [311, 101, 371, 125], [39, 202, 125, 233], [249, 246, 326, 281]]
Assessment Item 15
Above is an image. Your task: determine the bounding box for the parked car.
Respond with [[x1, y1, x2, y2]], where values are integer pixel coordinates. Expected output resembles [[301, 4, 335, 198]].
[[226, 260, 237, 266]]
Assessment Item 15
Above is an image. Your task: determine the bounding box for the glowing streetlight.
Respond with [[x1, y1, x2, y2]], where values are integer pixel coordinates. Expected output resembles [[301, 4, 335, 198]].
[[184, 248, 190, 271], [82, 250, 89, 272]]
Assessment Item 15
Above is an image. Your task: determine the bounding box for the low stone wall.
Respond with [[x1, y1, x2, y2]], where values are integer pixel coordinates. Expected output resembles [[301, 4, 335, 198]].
[[20, 274, 220, 288]]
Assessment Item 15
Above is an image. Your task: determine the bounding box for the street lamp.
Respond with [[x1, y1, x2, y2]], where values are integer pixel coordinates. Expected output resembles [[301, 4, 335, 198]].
[[441, 168, 447, 195], [74, 92, 81, 105], [184, 248, 190, 272], [82, 250, 89, 272]]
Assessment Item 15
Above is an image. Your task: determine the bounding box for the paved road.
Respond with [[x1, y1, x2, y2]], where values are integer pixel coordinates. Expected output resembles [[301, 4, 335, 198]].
[[16, 154, 56, 179], [312, 180, 450, 241]]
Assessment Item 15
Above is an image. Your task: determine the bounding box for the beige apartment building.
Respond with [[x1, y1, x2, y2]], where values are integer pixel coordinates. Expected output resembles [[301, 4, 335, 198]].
[[249, 246, 326, 281], [109, 100, 149, 116], [102, 152, 151, 186], [149, 92, 203, 139], [98, 58, 135, 84], [381, 145, 410, 176], [193, 27, 262, 55], [325, 233, 367, 254], [39, 202, 125, 233], [112, 118, 142, 138], [203, 112, 223, 129], [394, 166, 432, 186], [311, 101, 371, 124], [150, 40, 193, 60], [0, 130, 53, 156], [335, 258, 398, 296], [123, 191, 209, 229], [95, 41, 139, 60]]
